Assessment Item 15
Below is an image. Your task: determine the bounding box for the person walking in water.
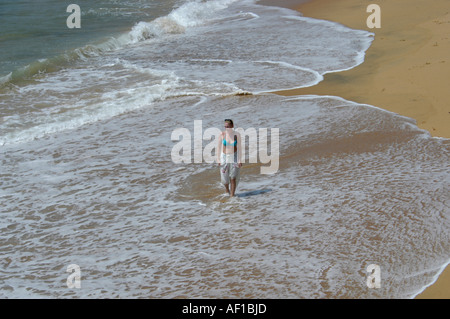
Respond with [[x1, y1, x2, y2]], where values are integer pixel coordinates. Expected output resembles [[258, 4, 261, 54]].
[[217, 119, 242, 196]]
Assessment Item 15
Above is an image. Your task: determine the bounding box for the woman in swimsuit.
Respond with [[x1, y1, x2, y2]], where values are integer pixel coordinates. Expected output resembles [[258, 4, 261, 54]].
[[217, 119, 242, 197]]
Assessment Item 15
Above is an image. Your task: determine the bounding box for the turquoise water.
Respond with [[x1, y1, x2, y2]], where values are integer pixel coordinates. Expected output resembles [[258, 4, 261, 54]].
[[0, 0, 179, 79]]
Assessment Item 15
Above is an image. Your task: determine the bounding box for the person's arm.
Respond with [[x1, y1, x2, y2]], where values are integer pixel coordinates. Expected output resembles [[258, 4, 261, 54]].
[[217, 132, 223, 165], [237, 132, 242, 166]]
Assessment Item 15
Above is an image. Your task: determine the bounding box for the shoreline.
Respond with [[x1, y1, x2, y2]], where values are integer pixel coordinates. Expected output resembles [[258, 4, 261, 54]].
[[259, 0, 449, 298], [273, 0, 450, 139]]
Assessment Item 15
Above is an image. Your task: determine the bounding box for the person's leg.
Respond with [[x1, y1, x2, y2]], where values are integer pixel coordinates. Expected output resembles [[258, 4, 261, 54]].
[[221, 163, 230, 195], [224, 183, 230, 194], [229, 164, 240, 197], [230, 178, 236, 196]]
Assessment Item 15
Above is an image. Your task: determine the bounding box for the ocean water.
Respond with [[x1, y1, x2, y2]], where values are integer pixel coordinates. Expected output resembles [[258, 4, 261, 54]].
[[0, 0, 449, 298]]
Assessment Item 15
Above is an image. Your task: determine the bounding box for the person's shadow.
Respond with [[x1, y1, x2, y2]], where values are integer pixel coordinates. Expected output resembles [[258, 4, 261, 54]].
[[236, 189, 272, 198]]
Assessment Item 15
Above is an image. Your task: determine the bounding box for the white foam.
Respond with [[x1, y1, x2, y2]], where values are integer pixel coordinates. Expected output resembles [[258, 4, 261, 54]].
[[0, 82, 173, 146], [1, 0, 376, 147], [168, 0, 239, 27], [125, 0, 240, 43], [0, 72, 12, 85]]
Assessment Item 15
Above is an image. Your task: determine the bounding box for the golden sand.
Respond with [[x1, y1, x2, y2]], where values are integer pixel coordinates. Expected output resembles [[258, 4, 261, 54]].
[[278, 0, 450, 139], [265, 0, 449, 298]]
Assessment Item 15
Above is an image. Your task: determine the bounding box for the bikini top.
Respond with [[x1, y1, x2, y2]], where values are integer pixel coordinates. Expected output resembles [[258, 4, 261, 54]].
[[223, 134, 237, 146]]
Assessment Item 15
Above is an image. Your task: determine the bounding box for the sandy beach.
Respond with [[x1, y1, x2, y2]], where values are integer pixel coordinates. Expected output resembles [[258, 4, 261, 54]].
[[0, 0, 447, 299], [280, 0, 450, 139], [263, 0, 449, 298]]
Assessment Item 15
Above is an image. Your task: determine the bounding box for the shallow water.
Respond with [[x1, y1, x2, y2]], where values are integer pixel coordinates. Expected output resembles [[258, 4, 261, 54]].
[[0, 0, 448, 298], [1, 94, 449, 298]]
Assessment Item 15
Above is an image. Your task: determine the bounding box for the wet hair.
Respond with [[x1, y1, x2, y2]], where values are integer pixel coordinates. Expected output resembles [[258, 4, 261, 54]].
[[224, 119, 234, 126]]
